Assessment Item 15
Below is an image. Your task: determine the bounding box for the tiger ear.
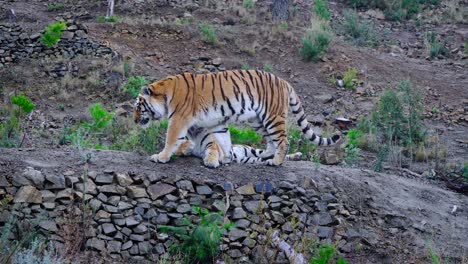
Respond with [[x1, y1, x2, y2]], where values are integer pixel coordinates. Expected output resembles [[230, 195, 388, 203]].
[[141, 86, 152, 95]]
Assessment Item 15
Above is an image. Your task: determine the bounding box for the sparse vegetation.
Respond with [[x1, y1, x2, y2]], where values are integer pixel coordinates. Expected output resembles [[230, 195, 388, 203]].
[[263, 63, 274, 73], [124, 76, 149, 98], [159, 206, 233, 264], [40, 21, 66, 47], [345, 129, 363, 164], [300, 22, 332, 62], [0, 94, 35, 148], [343, 67, 358, 90], [96, 16, 120, 23], [200, 23, 218, 45], [243, 0, 255, 9], [309, 243, 347, 264], [348, 0, 441, 21], [241, 64, 250, 70], [342, 9, 377, 47], [424, 32, 448, 59], [288, 129, 320, 163], [314, 0, 331, 21], [229, 125, 262, 147], [47, 3, 65, 12]]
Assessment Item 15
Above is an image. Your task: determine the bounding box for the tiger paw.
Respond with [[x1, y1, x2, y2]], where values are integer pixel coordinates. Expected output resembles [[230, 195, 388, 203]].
[[288, 152, 303, 161], [150, 153, 170, 163], [265, 159, 281, 166], [203, 158, 220, 168]]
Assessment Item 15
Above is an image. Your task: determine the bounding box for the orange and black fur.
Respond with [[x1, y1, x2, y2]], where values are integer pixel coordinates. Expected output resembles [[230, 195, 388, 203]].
[[134, 70, 340, 166]]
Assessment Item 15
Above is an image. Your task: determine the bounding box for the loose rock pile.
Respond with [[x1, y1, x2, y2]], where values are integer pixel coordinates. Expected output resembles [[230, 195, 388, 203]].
[[0, 21, 112, 76], [0, 166, 357, 262]]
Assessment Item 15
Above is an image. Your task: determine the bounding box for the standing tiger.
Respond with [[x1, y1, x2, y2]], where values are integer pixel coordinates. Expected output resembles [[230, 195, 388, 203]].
[[175, 125, 303, 168], [134, 70, 340, 166]]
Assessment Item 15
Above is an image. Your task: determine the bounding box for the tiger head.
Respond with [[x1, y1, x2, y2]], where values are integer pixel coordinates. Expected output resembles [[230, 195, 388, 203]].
[[134, 79, 172, 129]]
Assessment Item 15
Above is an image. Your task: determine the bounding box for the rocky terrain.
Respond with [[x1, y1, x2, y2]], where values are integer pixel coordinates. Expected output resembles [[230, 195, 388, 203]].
[[0, 0, 467, 263]]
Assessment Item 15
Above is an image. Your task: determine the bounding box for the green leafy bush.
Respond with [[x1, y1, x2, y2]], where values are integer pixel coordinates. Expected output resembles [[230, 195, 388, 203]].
[[309, 243, 347, 264], [199, 23, 218, 45], [243, 0, 255, 9], [40, 21, 66, 47], [424, 32, 448, 58], [110, 120, 168, 154], [159, 207, 233, 263], [124, 76, 149, 98], [263, 63, 274, 73], [288, 129, 320, 162], [342, 9, 377, 47], [345, 129, 363, 163], [300, 28, 332, 62], [343, 67, 358, 90], [0, 94, 35, 148], [229, 125, 262, 147], [314, 0, 331, 21]]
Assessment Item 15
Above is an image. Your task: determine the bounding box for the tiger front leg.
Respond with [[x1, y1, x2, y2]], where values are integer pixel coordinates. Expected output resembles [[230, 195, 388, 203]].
[[151, 120, 189, 163]]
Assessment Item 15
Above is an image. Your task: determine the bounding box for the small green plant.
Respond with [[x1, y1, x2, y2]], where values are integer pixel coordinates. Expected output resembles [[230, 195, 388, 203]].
[[159, 206, 233, 264], [229, 125, 262, 147], [243, 0, 255, 9], [300, 28, 332, 62], [314, 0, 331, 21], [342, 9, 377, 47], [278, 21, 289, 30], [343, 67, 358, 90], [47, 3, 65, 12], [124, 76, 149, 98], [288, 129, 320, 163], [97, 16, 120, 23], [0, 94, 35, 148], [424, 32, 448, 59], [345, 129, 363, 163], [40, 21, 66, 47], [263, 63, 274, 73], [241, 64, 250, 70], [199, 23, 218, 45], [309, 243, 347, 264], [111, 120, 168, 154]]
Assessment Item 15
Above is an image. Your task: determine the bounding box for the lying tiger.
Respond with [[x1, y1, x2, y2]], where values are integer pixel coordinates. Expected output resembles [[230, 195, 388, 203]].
[[134, 70, 340, 167], [175, 125, 302, 168]]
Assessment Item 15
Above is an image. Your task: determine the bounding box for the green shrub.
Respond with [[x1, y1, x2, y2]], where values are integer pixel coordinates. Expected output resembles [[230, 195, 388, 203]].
[[314, 0, 331, 21], [96, 16, 120, 23], [263, 63, 274, 73], [299, 28, 332, 62], [199, 23, 218, 45], [229, 125, 262, 147], [345, 129, 363, 163], [40, 21, 66, 47], [342, 9, 377, 47], [47, 3, 65, 12], [424, 32, 448, 58], [241, 64, 250, 70], [278, 21, 289, 30], [288, 129, 319, 162], [309, 243, 347, 264], [243, 0, 255, 9], [343, 67, 358, 90], [110, 120, 168, 154], [0, 94, 35, 148], [159, 207, 233, 263], [124, 76, 149, 98]]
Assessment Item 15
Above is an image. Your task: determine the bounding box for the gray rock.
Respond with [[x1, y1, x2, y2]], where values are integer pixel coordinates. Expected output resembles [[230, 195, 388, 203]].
[[14, 186, 42, 203], [95, 210, 111, 219], [122, 240, 133, 251], [144, 208, 158, 220], [229, 228, 248, 241], [95, 174, 113, 185], [316, 226, 334, 238], [176, 180, 194, 192], [97, 185, 126, 195], [235, 219, 250, 228], [126, 216, 141, 227], [154, 213, 169, 224], [212, 57, 222, 66], [147, 183, 176, 200], [212, 200, 226, 212], [267, 195, 282, 203], [281, 222, 293, 232], [236, 183, 256, 195], [243, 200, 267, 213], [255, 182, 274, 193], [129, 245, 139, 255], [107, 241, 122, 253], [168, 213, 183, 219], [116, 173, 133, 186], [0, 175, 8, 187], [176, 203, 191, 213], [138, 241, 150, 254], [345, 228, 360, 239], [271, 211, 285, 224], [311, 212, 334, 226], [118, 201, 133, 210], [232, 207, 247, 219], [130, 234, 145, 242], [86, 238, 105, 251], [278, 181, 295, 190], [102, 223, 117, 235], [39, 221, 58, 232], [40, 190, 55, 202], [75, 180, 97, 195], [127, 186, 148, 198], [242, 237, 256, 248], [196, 185, 213, 195], [315, 94, 334, 104], [133, 224, 148, 234], [14, 167, 44, 187], [45, 174, 66, 189], [228, 249, 242, 258]]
